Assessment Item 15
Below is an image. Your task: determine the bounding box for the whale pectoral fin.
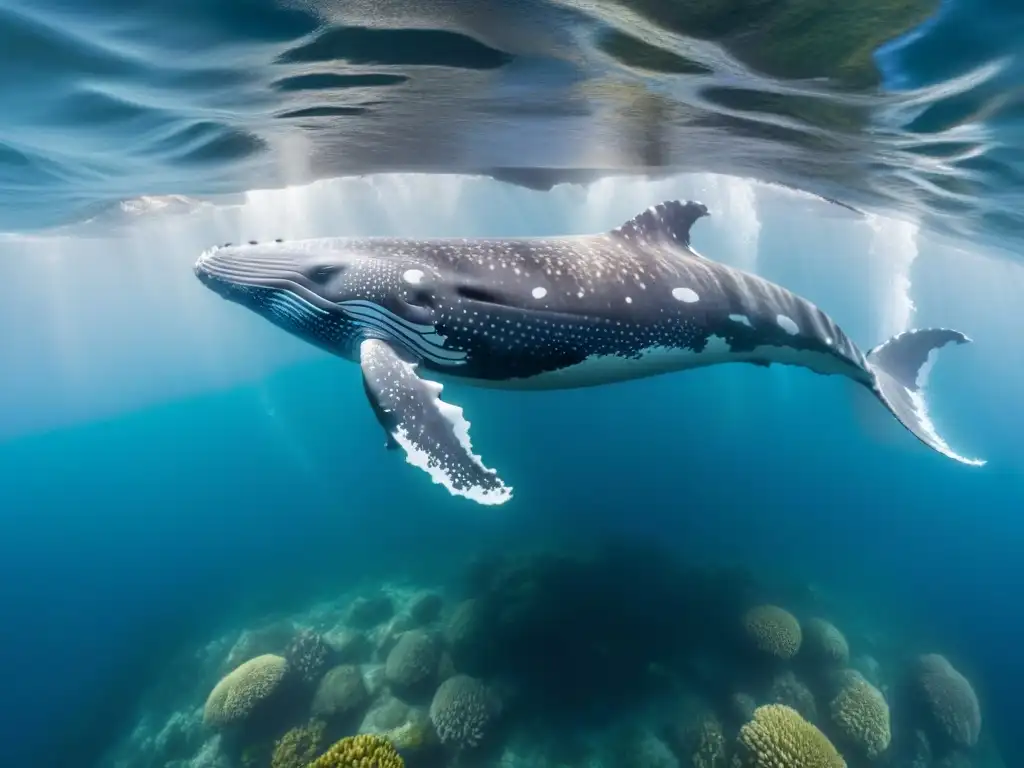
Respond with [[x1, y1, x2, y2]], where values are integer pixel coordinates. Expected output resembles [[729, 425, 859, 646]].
[[358, 338, 513, 506]]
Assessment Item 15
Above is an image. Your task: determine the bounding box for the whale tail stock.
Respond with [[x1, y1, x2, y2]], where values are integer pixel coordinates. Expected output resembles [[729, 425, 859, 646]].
[[864, 328, 985, 466]]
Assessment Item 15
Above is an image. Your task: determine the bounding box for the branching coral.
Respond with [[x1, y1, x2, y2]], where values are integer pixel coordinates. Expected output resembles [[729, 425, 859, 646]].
[[738, 704, 846, 768], [803, 619, 850, 667], [309, 733, 404, 768], [429, 674, 498, 749], [914, 654, 982, 748], [285, 629, 330, 686], [829, 671, 891, 759], [743, 606, 802, 660], [203, 654, 288, 728], [270, 720, 325, 768]]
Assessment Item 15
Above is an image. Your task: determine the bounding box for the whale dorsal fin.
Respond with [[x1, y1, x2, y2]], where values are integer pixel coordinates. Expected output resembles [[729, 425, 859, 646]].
[[610, 200, 709, 247]]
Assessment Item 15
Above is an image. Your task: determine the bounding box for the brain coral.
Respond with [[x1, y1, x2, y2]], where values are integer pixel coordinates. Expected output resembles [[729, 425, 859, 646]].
[[385, 630, 441, 695], [743, 605, 802, 660], [914, 654, 982, 748], [312, 665, 370, 719], [309, 734, 404, 768], [429, 674, 498, 749], [829, 671, 891, 759], [203, 654, 288, 728], [738, 704, 846, 768], [803, 619, 850, 667]]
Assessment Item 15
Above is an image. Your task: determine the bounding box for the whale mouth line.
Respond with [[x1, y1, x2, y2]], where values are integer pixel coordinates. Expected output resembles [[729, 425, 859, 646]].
[[195, 250, 339, 313]]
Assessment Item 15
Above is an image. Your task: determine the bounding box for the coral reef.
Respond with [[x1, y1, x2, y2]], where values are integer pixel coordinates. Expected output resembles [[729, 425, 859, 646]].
[[309, 733, 405, 768], [737, 704, 846, 768], [324, 628, 371, 664], [222, 622, 295, 672], [346, 595, 395, 629], [270, 720, 326, 768], [429, 674, 499, 750], [673, 712, 728, 768], [312, 665, 370, 720], [769, 671, 818, 722], [203, 654, 288, 728], [912, 654, 982, 749], [384, 630, 441, 698], [828, 671, 891, 759], [104, 542, 1004, 768], [407, 591, 443, 626], [285, 628, 331, 687], [802, 619, 850, 668], [743, 605, 802, 660]]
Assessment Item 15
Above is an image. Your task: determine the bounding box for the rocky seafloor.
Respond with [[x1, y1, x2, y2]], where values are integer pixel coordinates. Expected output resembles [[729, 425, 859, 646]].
[[100, 542, 1005, 768]]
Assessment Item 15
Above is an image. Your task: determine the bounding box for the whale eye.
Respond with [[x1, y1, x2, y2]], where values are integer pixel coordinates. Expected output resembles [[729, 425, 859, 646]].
[[309, 265, 340, 284], [456, 285, 502, 305]]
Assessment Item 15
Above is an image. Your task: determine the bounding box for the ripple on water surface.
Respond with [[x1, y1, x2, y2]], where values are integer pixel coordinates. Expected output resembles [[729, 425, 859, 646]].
[[0, 0, 1021, 245]]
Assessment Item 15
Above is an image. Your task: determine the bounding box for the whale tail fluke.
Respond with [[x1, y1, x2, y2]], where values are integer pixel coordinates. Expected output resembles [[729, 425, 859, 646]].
[[865, 328, 985, 466]]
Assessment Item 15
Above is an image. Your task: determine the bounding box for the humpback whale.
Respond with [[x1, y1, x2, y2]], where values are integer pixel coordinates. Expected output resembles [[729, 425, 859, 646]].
[[194, 200, 983, 505]]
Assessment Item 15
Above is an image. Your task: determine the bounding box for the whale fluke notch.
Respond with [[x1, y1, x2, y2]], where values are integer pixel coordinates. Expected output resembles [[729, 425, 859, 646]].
[[359, 338, 513, 506], [866, 328, 985, 467], [611, 200, 709, 247]]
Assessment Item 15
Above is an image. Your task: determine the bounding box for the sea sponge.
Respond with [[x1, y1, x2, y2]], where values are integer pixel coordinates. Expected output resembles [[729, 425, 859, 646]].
[[270, 720, 325, 768], [312, 665, 370, 720], [385, 630, 441, 695], [829, 671, 891, 759], [803, 619, 850, 667], [203, 654, 288, 728], [285, 628, 330, 686], [914, 654, 982, 748], [738, 704, 846, 768], [309, 733, 404, 768], [429, 674, 498, 749], [743, 606, 802, 660]]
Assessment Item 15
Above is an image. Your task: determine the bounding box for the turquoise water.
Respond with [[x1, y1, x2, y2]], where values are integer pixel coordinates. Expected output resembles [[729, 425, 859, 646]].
[[1, 2, 1023, 768]]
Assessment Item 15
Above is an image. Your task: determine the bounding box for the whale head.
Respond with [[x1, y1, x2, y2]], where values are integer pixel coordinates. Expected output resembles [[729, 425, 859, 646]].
[[194, 239, 456, 363]]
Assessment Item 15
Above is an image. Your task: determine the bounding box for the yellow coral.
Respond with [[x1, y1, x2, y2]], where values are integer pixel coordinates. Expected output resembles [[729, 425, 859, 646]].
[[743, 606, 802, 660], [308, 734, 405, 768], [830, 673, 891, 759], [203, 654, 288, 727], [738, 704, 846, 768], [272, 720, 326, 768]]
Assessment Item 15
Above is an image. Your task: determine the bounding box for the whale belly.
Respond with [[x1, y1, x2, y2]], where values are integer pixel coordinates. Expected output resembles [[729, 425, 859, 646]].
[[434, 333, 864, 391]]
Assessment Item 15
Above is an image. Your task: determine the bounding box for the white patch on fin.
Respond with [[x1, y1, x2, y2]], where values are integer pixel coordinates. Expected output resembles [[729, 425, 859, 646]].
[[359, 338, 512, 506]]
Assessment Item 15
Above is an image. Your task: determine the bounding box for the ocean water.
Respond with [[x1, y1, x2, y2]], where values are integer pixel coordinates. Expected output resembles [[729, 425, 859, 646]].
[[1, 3, 1023, 768]]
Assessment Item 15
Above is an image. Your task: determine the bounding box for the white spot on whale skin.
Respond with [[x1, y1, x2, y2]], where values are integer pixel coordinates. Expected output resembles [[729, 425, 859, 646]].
[[776, 314, 800, 335], [532, 286, 547, 299], [729, 313, 753, 327], [625, 296, 633, 304], [672, 287, 700, 303], [403, 269, 424, 285]]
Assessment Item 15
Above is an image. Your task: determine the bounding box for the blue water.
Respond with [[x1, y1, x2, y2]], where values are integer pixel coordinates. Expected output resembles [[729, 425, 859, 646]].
[[1, 2, 1024, 768]]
